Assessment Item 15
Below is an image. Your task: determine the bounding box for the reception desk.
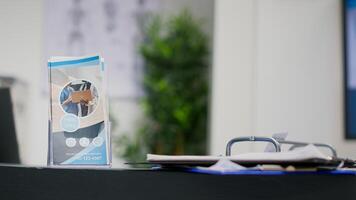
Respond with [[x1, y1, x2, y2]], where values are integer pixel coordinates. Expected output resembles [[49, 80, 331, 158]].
[[0, 165, 355, 200]]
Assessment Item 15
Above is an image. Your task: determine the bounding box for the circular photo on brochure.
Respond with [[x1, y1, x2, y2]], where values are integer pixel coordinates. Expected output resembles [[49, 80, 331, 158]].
[[60, 80, 99, 117]]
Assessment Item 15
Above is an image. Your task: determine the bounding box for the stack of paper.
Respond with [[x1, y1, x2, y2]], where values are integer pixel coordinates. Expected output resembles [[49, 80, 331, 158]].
[[147, 145, 332, 166]]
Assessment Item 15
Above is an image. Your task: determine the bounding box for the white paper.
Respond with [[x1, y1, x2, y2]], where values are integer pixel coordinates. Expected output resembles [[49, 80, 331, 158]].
[[196, 159, 260, 173], [264, 132, 288, 152]]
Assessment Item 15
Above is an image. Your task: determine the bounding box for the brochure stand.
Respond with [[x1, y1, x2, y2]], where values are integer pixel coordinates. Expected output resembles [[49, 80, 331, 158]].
[[48, 55, 111, 167]]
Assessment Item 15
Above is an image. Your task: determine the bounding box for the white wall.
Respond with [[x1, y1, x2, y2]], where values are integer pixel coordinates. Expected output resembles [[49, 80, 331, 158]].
[[211, 0, 356, 158], [0, 0, 46, 165], [210, 0, 257, 154], [255, 0, 342, 148]]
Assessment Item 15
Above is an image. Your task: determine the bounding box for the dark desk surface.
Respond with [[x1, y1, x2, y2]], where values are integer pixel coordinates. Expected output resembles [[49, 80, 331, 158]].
[[0, 164, 356, 200]]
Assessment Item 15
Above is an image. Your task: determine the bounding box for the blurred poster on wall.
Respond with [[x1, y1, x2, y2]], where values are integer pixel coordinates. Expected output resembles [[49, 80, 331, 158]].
[[345, 0, 356, 138], [44, 0, 158, 98]]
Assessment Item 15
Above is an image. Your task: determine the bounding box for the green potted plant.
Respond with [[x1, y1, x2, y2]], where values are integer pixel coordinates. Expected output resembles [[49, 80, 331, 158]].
[[116, 10, 210, 162]]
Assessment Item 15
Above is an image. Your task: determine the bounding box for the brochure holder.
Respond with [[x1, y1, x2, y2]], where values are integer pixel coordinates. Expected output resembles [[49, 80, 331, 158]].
[[48, 55, 111, 167]]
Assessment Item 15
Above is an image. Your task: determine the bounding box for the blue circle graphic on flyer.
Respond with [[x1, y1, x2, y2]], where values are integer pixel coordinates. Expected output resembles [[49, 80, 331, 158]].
[[60, 114, 80, 132]]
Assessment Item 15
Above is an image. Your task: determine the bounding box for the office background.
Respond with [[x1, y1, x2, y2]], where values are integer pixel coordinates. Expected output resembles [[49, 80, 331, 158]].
[[0, 0, 354, 166]]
